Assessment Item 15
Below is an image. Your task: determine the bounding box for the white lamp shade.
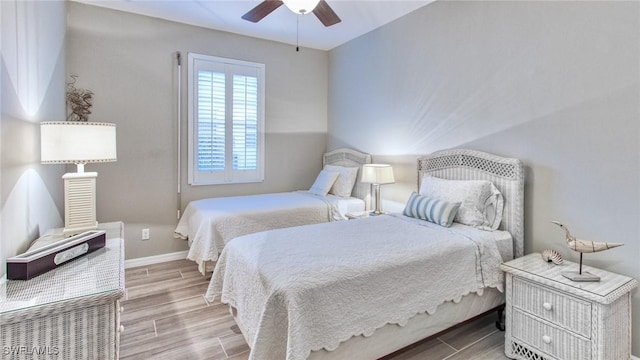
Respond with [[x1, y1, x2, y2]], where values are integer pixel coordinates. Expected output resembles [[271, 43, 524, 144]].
[[41, 122, 117, 164], [361, 164, 395, 185], [283, 0, 320, 14]]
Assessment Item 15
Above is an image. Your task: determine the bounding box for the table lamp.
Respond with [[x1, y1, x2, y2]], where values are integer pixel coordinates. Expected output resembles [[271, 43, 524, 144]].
[[361, 164, 395, 215], [41, 122, 117, 236]]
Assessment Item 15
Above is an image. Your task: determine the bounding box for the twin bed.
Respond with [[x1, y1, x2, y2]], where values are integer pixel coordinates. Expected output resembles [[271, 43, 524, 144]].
[[203, 148, 525, 360], [174, 148, 372, 273]]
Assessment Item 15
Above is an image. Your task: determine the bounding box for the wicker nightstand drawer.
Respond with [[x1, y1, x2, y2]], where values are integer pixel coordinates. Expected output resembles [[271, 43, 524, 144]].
[[512, 277, 591, 337], [512, 309, 591, 360]]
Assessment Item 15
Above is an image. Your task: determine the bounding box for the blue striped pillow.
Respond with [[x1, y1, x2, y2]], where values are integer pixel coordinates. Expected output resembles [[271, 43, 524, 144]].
[[403, 192, 461, 227]]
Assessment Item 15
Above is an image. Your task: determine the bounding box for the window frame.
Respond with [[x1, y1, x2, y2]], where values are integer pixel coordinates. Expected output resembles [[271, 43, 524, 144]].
[[187, 53, 265, 186]]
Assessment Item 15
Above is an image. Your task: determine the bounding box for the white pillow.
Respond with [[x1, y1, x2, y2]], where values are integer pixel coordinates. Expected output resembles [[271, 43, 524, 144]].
[[403, 192, 461, 227], [419, 175, 504, 230], [309, 170, 340, 196], [324, 165, 359, 197]]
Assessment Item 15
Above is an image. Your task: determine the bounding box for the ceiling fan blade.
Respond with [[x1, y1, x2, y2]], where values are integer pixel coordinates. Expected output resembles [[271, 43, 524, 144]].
[[242, 0, 284, 23], [312, 0, 341, 27]]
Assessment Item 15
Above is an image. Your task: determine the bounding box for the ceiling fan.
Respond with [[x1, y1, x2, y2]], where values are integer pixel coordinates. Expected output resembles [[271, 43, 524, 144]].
[[242, 0, 341, 27]]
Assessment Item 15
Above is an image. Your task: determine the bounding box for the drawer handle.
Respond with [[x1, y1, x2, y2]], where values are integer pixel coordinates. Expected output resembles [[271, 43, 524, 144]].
[[120, 325, 125, 334], [542, 302, 553, 311], [120, 306, 124, 313], [542, 335, 551, 344]]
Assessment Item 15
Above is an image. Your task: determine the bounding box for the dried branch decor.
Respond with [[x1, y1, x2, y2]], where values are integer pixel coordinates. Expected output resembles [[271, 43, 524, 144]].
[[66, 75, 94, 121]]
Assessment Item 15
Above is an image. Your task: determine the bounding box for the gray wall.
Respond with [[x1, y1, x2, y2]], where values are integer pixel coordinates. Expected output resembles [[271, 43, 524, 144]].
[[0, 0, 66, 277], [66, 2, 328, 260], [328, 1, 640, 355]]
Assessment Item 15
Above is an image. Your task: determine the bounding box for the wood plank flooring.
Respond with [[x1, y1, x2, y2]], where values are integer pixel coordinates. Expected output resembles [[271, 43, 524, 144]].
[[120, 259, 510, 360]]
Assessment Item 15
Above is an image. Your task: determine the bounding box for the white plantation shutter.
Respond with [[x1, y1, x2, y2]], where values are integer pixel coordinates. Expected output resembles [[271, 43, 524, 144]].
[[188, 53, 265, 185], [197, 70, 225, 172], [232, 73, 258, 171]]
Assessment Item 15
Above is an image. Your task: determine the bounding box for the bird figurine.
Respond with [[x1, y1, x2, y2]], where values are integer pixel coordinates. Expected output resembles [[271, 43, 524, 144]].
[[551, 221, 623, 252], [551, 221, 623, 282]]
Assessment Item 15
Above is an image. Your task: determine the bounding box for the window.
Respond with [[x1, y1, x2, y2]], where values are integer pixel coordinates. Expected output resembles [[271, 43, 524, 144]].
[[187, 53, 265, 185]]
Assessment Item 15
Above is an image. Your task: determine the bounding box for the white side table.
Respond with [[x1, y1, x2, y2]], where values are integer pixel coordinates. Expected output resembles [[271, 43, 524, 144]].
[[345, 211, 370, 220], [0, 222, 125, 359], [345, 211, 391, 220], [501, 253, 637, 360]]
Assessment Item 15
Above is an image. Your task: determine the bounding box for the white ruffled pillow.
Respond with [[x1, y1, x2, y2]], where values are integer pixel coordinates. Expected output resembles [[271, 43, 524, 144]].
[[419, 175, 504, 230], [309, 170, 340, 196], [324, 165, 359, 197]]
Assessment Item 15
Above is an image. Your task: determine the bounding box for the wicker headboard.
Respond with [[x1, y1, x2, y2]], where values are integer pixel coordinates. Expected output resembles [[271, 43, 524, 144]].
[[323, 148, 372, 210], [417, 149, 525, 258]]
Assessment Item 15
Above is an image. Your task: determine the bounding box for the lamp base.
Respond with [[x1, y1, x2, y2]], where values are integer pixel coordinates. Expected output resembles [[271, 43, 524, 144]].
[[63, 172, 98, 237], [370, 184, 386, 216], [63, 222, 98, 237]]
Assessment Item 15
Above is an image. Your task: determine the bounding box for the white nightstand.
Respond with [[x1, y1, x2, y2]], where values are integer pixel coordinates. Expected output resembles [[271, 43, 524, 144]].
[[345, 211, 391, 220], [501, 253, 637, 360], [345, 211, 370, 220], [0, 222, 125, 359]]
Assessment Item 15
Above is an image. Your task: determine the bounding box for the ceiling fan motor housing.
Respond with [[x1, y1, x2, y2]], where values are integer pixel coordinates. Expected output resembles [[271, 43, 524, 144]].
[[283, 0, 321, 14], [242, 0, 341, 27]]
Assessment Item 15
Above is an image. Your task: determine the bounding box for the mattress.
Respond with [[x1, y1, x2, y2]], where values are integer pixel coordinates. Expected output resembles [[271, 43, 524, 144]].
[[175, 191, 364, 273], [207, 214, 510, 360]]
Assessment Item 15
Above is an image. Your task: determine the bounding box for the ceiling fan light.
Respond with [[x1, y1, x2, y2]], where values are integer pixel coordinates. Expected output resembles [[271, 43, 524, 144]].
[[283, 0, 321, 15]]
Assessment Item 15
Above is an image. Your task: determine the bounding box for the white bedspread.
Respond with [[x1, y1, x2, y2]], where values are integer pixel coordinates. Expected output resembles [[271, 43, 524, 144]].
[[174, 191, 357, 273], [206, 214, 508, 360]]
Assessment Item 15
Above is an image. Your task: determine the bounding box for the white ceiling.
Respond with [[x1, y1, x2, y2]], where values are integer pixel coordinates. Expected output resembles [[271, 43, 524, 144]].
[[72, 0, 434, 51]]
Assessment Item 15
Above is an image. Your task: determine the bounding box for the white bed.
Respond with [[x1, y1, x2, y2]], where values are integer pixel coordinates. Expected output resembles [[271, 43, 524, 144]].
[[206, 148, 524, 360], [174, 148, 372, 273]]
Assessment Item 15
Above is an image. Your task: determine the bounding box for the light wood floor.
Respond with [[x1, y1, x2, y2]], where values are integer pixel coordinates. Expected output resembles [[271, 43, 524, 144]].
[[120, 259, 511, 360]]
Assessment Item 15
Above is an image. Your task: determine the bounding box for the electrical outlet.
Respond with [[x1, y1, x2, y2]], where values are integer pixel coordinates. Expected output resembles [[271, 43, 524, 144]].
[[142, 228, 150, 240]]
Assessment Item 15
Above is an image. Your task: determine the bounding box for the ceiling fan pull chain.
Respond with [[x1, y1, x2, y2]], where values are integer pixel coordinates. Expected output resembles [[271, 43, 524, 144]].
[[296, 15, 300, 52]]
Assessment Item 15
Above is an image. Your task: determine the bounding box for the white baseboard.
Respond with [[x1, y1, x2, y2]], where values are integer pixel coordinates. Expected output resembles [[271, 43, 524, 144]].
[[125, 250, 188, 269], [632, 355, 639, 360]]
